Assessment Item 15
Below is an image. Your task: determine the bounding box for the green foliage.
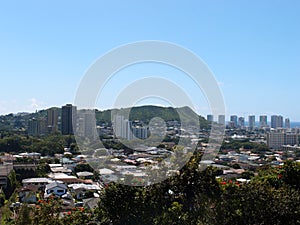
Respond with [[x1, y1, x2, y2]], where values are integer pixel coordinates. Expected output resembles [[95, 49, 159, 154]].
[[216, 182, 300, 225], [97, 153, 221, 225], [1, 159, 299, 225], [74, 164, 94, 173], [0, 135, 25, 153], [15, 168, 37, 182], [232, 163, 241, 169], [11, 197, 97, 225], [0, 133, 77, 156], [36, 163, 50, 177], [95, 160, 300, 225], [0, 190, 5, 207], [281, 160, 300, 189], [221, 139, 269, 152], [96, 105, 210, 129], [15, 204, 32, 225], [4, 170, 19, 199], [240, 171, 254, 179]]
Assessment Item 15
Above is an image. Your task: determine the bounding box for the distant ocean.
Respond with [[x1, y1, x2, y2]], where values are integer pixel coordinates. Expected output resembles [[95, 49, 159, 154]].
[[291, 122, 300, 128], [245, 122, 300, 128]]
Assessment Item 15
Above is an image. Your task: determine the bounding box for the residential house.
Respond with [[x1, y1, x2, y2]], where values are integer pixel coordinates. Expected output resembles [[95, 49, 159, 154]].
[[22, 178, 53, 190], [44, 181, 67, 198], [18, 185, 38, 203], [76, 171, 94, 180], [68, 183, 101, 200]]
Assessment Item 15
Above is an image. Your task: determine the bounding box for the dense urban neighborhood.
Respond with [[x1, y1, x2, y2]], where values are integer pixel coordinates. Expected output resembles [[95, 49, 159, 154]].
[[0, 105, 299, 224]]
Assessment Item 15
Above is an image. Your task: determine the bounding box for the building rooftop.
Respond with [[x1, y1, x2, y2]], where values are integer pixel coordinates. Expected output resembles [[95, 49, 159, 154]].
[[46, 181, 67, 190], [99, 168, 115, 175], [0, 164, 14, 176], [22, 177, 53, 184], [76, 172, 94, 177], [48, 173, 77, 180], [68, 183, 101, 191]]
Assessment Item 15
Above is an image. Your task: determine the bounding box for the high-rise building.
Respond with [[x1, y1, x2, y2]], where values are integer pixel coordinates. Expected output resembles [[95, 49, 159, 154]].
[[285, 118, 291, 129], [267, 131, 298, 149], [267, 131, 285, 149], [84, 111, 97, 139], [61, 104, 77, 135], [218, 115, 225, 125], [38, 117, 47, 136], [28, 117, 47, 136], [124, 119, 133, 140], [278, 115, 284, 128], [238, 117, 245, 128], [271, 115, 283, 129], [47, 108, 59, 134], [76, 109, 97, 139], [259, 115, 268, 128], [28, 118, 39, 136], [285, 133, 298, 146], [113, 115, 133, 140], [248, 115, 255, 130], [207, 115, 214, 122], [230, 115, 238, 128], [113, 115, 125, 138], [132, 126, 148, 139]]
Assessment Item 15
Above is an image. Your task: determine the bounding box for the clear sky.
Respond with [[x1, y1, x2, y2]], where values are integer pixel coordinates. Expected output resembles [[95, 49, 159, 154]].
[[1, 1, 300, 121]]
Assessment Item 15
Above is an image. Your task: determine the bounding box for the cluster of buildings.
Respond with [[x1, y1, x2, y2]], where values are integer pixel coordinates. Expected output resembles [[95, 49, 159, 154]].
[[28, 104, 103, 139], [113, 115, 148, 140], [207, 114, 299, 150], [27, 104, 150, 141], [207, 114, 291, 130], [28, 104, 77, 136], [0, 153, 103, 211], [28, 104, 98, 139], [267, 129, 299, 150]]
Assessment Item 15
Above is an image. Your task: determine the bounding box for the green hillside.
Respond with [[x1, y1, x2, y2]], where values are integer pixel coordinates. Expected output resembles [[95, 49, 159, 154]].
[[95, 105, 210, 129]]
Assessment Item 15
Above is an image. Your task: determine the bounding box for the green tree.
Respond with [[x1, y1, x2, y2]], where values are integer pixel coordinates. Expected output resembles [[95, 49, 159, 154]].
[[15, 204, 32, 225], [74, 164, 94, 173]]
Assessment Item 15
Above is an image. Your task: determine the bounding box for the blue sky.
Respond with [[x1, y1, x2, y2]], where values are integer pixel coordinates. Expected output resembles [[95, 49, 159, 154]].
[[0, 1, 300, 121]]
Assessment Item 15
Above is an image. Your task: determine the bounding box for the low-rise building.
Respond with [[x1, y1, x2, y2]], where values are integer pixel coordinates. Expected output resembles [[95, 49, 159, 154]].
[[44, 181, 68, 198], [22, 178, 53, 189], [68, 183, 101, 200], [18, 185, 38, 203], [0, 164, 14, 189]]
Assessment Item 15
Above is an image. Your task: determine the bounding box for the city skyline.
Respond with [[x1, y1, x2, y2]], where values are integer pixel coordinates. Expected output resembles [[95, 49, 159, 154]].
[[2, 103, 298, 126], [1, 1, 300, 120]]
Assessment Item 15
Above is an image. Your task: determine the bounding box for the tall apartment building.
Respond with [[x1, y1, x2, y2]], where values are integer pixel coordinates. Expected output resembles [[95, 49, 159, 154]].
[[28, 118, 39, 136], [113, 115, 133, 140], [230, 115, 238, 128], [76, 109, 97, 139], [84, 111, 97, 139], [28, 117, 47, 136], [271, 115, 283, 129], [248, 115, 255, 130], [113, 115, 148, 140], [259, 115, 268, 128], [218, 115, 225, 125], [113, 115, 124, 138], [38, 118, 47, 136], [207, 115, 214, 122], [61, 104, 77, 135], [132, 126, 148, 139], [47, 107, 59, 134], [238, 117, 245, 128], [285, 118, 291, 129]]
